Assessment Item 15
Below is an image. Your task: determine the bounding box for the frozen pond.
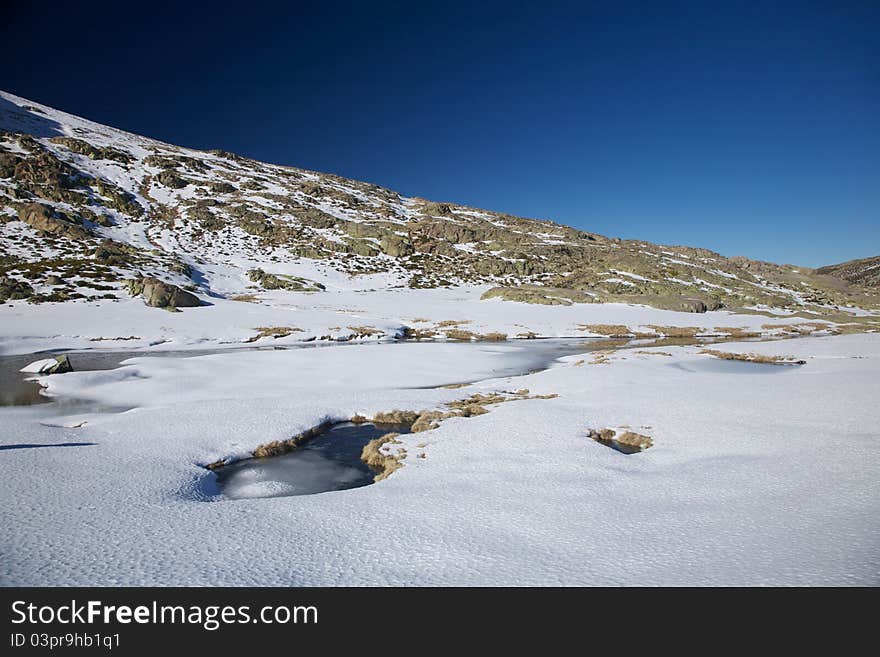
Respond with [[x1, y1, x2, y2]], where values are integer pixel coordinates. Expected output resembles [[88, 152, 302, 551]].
[[0, 339, 619, 408], [212, 422, 412, 498]]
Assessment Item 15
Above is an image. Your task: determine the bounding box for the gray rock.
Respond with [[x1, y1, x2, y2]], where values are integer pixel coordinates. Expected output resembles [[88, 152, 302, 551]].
[[126, 277, 201, 308]]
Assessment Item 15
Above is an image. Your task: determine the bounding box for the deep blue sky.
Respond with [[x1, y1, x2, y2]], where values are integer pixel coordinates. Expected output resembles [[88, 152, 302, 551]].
[[2, 1, 878, 266]]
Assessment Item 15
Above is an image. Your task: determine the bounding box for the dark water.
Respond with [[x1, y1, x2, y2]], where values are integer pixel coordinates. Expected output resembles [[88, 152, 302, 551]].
[[0, 335, 794, 408], [0, 349, 231, 407], [213, 422, 412, 499]]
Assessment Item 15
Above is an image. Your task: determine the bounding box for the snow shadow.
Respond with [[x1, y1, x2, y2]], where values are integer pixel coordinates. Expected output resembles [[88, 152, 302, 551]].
[[0, 95, 66, 137], [0, 442, 96, 451]]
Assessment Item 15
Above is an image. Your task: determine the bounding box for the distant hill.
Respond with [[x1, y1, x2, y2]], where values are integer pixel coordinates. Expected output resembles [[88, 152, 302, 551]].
[[815, 256, 880, 288]]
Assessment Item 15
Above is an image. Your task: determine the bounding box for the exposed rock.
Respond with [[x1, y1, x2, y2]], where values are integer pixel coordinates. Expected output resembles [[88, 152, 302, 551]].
[[93, 239, 137, 266], [156, 169, 188, 189], [209, 181, 236, 194], [380, 234, 414, 257], [608, 294, 720, 313], [0, 151, 22, 178], [481, 285, 594, 306], [49, 137, 132, 164], [0, 276, 34, 302], [125, 276, 201, 308], [246, 268, 325, 291], [18, 203, 90, 240], [816, 255, 880, 288]]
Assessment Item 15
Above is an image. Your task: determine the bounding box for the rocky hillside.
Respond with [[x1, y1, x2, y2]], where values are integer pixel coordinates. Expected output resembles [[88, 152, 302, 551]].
[[816, 256, 880, 288], [1, 89, 877, 317]]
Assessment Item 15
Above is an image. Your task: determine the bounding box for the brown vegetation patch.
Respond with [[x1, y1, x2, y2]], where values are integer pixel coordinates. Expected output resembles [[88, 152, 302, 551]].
[[361, 433, 405, 481], [713, 326, 762, 338], [347, 325, 385, 338], [230, 293, 261, 303], [588, 427, 653, 453], [701, 349, 806, 365], [645, 325, 702, 338], [578, 324, 634, 337], [761, 322, 836, 336], [403, 326, 438, 340], [244, 326, 303, 342], [444, 328, 507, 341]]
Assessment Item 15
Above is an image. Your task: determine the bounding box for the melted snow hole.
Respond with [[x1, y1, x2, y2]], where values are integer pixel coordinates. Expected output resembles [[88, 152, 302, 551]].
[[213, 422, 412, 499]]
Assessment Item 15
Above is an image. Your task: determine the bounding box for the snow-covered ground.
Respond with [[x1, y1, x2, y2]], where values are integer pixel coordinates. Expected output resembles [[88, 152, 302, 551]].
[[0, 285, 855, 356], [1, 332, 877, 585]]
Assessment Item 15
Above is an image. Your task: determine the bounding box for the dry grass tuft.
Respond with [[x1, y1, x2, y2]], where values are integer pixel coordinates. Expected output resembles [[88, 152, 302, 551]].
[[245, 326, 303, 342], [230, 293, 261, 303], [347, 325, 385, 338], [712, 326, 762, 338], [578, 324, 633, 337], [372, 410, 420, 427], [701, 349, 806, 365], [361, 433, 405, 481], [645, 325, 702, 338]]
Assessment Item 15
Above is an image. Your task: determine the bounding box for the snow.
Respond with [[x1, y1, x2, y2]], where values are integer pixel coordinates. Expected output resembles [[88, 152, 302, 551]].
[[0, 286, 832, 357], [2, 88, 878, 585], [0, 333, 878, 585], [19, 357, 59, 373]]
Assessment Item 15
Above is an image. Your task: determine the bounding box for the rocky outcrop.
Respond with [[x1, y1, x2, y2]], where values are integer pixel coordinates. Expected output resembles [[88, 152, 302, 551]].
[[156, 169, 188, 189], [608, 294, 721, 313], [125, 276, 201, 308], [246, 268, 325, 291], [18, 203, 90, 240], [0, 276, 33, 302], [93, 239, 138, 266], [379, 234, 414, 257], [49, 137, 132, 164], [481, 285, 595, 306], [816, 255, 880, 288]]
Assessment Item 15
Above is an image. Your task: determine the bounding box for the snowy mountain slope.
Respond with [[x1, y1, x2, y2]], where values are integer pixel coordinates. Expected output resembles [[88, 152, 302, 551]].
[[1, 89, 878, 328]]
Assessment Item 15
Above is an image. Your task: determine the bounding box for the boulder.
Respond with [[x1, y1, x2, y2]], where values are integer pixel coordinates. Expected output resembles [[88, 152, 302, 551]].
[[247, 268, 325, 291], [380, 234, 414, 257], [209, 181, 236, 194], [18, 203, 90, 240], [156, 169, 188, 189], [126, 277, 201, 308]]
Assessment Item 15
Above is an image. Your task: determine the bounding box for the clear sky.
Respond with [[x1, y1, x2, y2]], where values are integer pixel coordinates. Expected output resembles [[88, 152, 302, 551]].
[[1, 0, 877, 267]]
